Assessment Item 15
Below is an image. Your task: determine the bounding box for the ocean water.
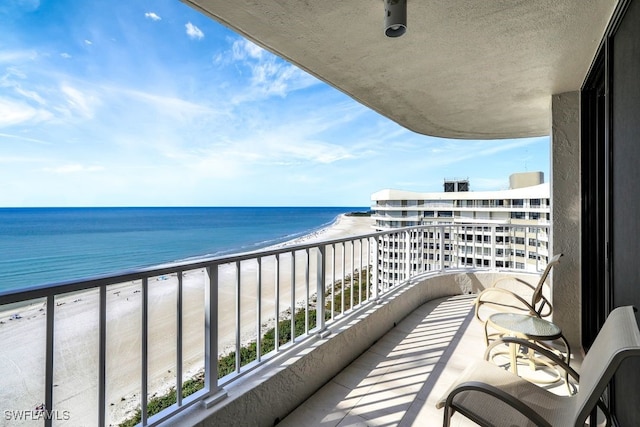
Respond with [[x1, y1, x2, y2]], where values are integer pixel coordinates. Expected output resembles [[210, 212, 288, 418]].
[[0, 207, 365, 292]]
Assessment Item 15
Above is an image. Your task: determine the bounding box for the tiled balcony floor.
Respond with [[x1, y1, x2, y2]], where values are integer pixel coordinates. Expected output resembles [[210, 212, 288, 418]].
[[279, 294, 573, 427], [278, 294, 484, 426]]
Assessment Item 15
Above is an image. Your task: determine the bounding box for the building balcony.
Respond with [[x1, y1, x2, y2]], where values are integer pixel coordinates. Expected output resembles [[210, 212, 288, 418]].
[[156, 0, 639, 418], [276, 294, 521, 426], [0, 223, 557, 427], [171, 269, 568, 427]]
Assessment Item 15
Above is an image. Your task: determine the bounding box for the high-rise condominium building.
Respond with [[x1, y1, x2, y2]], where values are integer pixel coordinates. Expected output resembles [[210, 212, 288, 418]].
[[370, 172, 550, 288]]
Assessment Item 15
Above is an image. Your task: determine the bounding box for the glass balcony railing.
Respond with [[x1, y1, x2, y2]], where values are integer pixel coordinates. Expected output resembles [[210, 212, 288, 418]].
[[0, 222, 548, 427]]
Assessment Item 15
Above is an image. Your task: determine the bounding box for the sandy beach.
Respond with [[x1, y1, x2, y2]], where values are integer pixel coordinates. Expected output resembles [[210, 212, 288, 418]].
[[0, 214, 375, 426]]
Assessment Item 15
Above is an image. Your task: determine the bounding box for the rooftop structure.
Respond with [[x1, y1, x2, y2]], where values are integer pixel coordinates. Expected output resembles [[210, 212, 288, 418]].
[[443, 178, 469, 193]]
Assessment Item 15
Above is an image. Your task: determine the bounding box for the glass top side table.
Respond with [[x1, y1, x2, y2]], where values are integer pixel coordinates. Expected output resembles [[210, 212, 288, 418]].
[[486, 312, 570, 383]]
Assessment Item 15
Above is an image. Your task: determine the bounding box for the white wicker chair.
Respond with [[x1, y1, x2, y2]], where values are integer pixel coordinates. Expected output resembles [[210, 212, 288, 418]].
[[436, 305, 640, 427]]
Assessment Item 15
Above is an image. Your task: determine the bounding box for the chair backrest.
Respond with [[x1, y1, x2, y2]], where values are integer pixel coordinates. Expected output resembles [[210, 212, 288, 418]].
[[531, 253, 562, 312], [573, 306, 640, 425]]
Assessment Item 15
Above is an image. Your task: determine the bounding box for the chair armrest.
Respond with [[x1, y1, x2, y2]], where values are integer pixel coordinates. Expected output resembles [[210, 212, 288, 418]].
[[484, 337, 611, 425], [492, 277, 536, 292], [474, 287, 537, 322], [439, 380, 553, 427], [489, 277, 553, 318]]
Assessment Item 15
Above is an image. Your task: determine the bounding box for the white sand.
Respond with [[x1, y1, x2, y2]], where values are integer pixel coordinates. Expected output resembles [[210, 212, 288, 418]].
[[0, 214, 375, 426]]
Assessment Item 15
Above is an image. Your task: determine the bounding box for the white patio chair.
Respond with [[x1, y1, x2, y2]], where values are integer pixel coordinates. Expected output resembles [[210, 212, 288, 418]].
[[436, 305, 640, 427], [475, 253, 563, 346]]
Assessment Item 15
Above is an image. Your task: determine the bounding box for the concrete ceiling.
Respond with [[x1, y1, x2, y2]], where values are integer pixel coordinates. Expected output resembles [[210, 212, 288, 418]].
[[183, 0, 616, 139]]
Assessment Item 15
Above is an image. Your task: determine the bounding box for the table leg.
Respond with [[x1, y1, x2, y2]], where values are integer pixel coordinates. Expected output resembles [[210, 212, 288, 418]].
[[509, 342, 519, 375]]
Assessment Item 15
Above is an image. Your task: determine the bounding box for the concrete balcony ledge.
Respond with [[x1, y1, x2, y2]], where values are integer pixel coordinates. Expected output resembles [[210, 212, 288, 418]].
[[167, 270, 539, 427]]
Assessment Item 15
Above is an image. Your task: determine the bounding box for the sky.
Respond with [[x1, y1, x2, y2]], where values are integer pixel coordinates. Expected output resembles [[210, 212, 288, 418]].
[[0, 0, 550, 207]]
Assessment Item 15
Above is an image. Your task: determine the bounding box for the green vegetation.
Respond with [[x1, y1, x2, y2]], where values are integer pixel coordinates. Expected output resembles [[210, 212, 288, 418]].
[[345, 211, 372, 217], [217, 307, 321, 377], [119, 374, 205, 427], [326, 268, 369, 313], [119, 267, 370, 427]]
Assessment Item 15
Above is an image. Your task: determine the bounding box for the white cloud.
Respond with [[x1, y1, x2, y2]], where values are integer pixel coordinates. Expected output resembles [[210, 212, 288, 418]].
[[232, 39, 264, 61], [60, 52, 71, 59], [185, 22, 204, 40], [2, 66, 27, 80], [0, 155, 46, 163], [14, 86, 46, 105], [44, 164, 105, 174], [84, 40, 92, 45], [227, 39, 320, 102], [0, 99, 52, 127], [115, 87, 221, 122], [185, 116, 359, 171], [0, 50, 38, 64], [0, 67, 46, 105], [413, 139, 540, 170], [145, 12, 161, 21], [267, 139, 354, 164], [59, 85, 98, 119], [0, 132, 49, 145]]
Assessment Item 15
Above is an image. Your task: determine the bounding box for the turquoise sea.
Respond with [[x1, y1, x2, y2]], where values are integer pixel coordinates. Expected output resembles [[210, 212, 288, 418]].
[[0, 207, 365, 292]]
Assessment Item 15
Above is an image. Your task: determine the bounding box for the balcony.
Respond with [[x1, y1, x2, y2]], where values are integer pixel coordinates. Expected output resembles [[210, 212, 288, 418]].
[[277, 294, 502, 426], [0, 223, 556, 427]]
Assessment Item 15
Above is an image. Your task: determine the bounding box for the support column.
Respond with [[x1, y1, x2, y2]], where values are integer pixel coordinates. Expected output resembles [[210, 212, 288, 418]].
[[551, 91, 581, 349]]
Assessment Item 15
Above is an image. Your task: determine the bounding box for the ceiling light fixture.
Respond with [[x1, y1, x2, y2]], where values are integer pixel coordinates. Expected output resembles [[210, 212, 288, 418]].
[[384, 0, 407, 38]]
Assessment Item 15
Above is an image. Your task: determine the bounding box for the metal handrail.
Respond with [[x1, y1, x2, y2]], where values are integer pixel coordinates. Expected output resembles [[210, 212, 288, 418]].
[[0, 222, 549, 427]]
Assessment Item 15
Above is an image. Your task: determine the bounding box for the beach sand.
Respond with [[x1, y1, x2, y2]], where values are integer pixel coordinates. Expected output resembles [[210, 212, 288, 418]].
[[0, 214, 375, 426]]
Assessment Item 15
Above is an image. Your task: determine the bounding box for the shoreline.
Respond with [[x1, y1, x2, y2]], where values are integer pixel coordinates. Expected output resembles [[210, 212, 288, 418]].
[[267, 213, 374, 248], [0, 214, 376, 426], [0, 207, 368, 294]]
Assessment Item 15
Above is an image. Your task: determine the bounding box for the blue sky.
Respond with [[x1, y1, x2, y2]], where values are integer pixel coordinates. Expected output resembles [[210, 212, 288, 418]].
[[0, 0, 549, 207]]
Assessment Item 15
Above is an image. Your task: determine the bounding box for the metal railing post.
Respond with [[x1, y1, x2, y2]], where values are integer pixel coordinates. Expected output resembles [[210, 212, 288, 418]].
[[99, 286, 106, 427], [373, 237, 380, 300], [203, 265, 226, 408], [141, 278, 148, 426], [176, 272, 184, 407], [535, 227, 541, 271], [256, 258, 262, 362], [405, 230, 411, 281], [316, 245, 329, 337], [274, 254, 280, 352], [305, 248, 310, 335], [330, 244, 335, 320], [439, 226, 445, 273], [491, 225, 497, 269], [341, 243, 345, 314], [395, 233, 400, 287], [359, 239, 363, 305], [290, 251, 296, 343], [350, 241, 355, 310], [45, 295, 54, 427], [235, 261, 241, 373]]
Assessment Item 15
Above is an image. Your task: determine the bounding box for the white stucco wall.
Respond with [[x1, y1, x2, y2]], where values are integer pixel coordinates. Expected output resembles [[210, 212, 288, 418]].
[[550, 91, 582, 349]]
